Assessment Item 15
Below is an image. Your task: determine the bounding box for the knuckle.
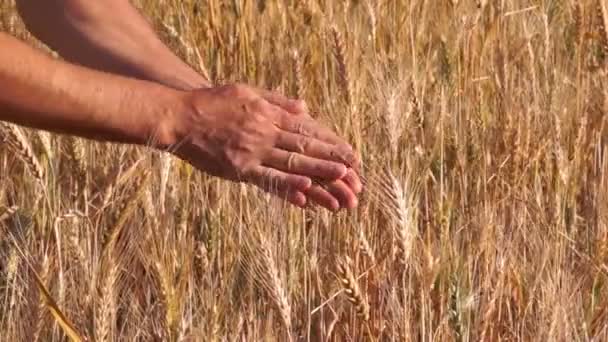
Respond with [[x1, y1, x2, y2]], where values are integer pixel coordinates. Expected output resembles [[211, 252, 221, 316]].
[[294, 99, 308, 112], [246, 112, 266, 127], [248, 98, 268, 113], [226, 150, 256, 174], [312, 161, 326, 174], [322, 162, 342, 177], [263, 168, 274, 179], [296, 137, 312, 153], [335, 164, 346, 175], [297, 121, 313, 136], [278, 113, 293, 129], [262, 168, 277, 188], [225, 83, 252, 98]]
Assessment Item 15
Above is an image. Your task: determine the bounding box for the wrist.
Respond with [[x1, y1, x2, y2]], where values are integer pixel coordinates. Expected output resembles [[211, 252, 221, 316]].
[[152, 88, 193, 150]]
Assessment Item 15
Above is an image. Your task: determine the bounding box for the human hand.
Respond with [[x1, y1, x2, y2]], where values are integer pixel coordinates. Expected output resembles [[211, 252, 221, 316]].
[[164, 83, 362, 210]]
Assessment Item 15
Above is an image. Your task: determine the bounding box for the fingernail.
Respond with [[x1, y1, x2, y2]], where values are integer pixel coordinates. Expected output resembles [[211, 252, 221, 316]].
[[330, 200, 340, 212], [300, 177, 313, 190], [353, 182, 363, 194], [291, 99, 307, 111], [297, 194, 307, 207], [349, 197, 359, 209], [338, 164, 348, 178]]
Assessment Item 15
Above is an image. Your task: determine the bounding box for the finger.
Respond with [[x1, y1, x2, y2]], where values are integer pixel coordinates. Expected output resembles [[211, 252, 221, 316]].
[[278, 116, 361, 170], [253, 88, 308, 114], [278, 117, 360, 168], [278, 115, 343, 144], [289, 191, 308, 207], [262, 103, 349, 156], [246, 166, 311, 207], [276, 131, 355, 164], [249, 99, 360, 170], [304, 185, 340, 211], [323, 179, 359, 209], [342, 168, 363, 194], [246, 166, 312, 193], [265, 149, 347, 180]]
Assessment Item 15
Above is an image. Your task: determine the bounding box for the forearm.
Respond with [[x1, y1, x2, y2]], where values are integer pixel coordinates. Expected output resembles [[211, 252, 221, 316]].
[[15, 0, 210, 91], [0, 33, 181, 146]]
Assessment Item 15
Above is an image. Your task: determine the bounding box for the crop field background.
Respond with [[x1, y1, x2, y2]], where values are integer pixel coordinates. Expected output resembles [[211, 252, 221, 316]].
[[1, 0, 608, 341]]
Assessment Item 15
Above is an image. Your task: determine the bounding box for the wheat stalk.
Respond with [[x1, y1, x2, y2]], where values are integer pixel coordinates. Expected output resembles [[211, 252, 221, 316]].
[[7, 233, 83, 342]]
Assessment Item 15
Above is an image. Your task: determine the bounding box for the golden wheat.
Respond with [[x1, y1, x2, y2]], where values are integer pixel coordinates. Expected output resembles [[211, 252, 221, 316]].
[[0, 0, 607, 340], [336, 256, 370, 322]]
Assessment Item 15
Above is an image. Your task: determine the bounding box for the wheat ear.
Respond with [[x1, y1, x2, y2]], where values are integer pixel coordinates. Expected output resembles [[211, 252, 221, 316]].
[[0, 205, 18, 223], [8, 234, 83, 342], [68, 137, 87, 191], [330, 25, 352, 106], [36, 131, 53, 160], [159, 154, 172, 213], [598, 0, 608, 63], [337, 256, 370, 321], [95, 256, 117, 342], [2, 123, 45, 184], [242, 227, 293, 340], [102, 170, 151, 255], [292, 49, 306, 100], [357, 228, 376, 265]]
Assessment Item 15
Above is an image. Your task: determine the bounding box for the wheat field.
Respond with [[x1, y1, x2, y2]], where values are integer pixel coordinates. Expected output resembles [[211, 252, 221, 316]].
[[1, 0, 607, 341]]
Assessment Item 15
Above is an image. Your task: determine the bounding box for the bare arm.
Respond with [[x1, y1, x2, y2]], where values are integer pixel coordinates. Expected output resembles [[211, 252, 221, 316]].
[[0, 33, 361, 210], [15, 0, 210, 91], [0, 32, 178, 145]]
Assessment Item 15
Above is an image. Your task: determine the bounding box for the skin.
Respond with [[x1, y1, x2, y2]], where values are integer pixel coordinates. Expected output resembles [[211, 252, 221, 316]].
[[1, 0, 362, 210], [16, 0, 210, 90]]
